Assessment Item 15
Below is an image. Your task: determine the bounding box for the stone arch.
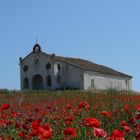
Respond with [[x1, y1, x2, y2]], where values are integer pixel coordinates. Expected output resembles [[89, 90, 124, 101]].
[[46, 75, 52, 87], [33, 44, 41, 53], [32, 74, 43, 90], [23, 77, 29, 89]]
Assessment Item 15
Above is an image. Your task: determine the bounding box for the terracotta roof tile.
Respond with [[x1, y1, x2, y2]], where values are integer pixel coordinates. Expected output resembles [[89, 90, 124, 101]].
[[54, 55, 132, 78]]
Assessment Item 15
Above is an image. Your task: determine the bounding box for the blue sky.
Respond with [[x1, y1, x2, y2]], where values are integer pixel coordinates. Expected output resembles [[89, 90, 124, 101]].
[[0, 0, 140, 91]]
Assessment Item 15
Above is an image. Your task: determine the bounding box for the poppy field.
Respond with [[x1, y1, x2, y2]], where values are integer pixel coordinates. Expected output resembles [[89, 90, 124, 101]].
[[0, 90, 140, 140]]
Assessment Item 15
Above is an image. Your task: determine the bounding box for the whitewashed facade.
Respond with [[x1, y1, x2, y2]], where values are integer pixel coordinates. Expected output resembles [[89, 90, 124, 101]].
[[19, 44, 132, 90]]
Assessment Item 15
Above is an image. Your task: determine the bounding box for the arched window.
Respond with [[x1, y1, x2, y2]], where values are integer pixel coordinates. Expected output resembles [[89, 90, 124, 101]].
[[23, 65, 28, 72], [57, 75, 61, 84], [57, 64, 61, 70], [23, 78, 29, 89], [46, 63, 51, 70], [47, 75, 52, 87]]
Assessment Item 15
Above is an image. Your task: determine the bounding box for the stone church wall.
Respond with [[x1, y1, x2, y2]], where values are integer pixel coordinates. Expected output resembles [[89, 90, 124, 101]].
[[84, 71, 132, 91]]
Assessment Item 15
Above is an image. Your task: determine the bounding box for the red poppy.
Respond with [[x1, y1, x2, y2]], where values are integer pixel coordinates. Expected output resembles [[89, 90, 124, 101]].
[[78, 101, 90, 110], [114, 109, 119, 115], [106, 135, 125, 140], [64, 116, 73, 125], [93, 127, 107, 138], [136, 131, 140, 140], [65, 104, 73, 110], [29, 129, 38, 137], [85, 118, 101, 128], [31, 121, 41, 129], [42, 130, 52, 139], [18, 131, 27, 139], [120, 120, 127, 126], [123, 126, 132, 133], [113, 130, 124, 137], [1, 104, 10, 110], [43, 123, 52, 132], [135, 105, 140, 111], [22, 123, 28, 130], [37, 127, 45, 135], [15, 122, 21, 129], [135, 112, 140, 120], [123, 104, 129, 112], [64, 116, 73, 122], [63, 127, 76, 139], [107, 130, 125, 140], [101, 111, 111, 118]]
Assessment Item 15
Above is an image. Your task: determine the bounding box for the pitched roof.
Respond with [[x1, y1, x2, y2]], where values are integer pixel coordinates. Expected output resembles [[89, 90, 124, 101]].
[[54, 55, 132, 78], [21, 44, 132, 79]]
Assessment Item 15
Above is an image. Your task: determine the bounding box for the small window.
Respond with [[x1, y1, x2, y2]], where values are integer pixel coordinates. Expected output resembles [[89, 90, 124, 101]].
[[46, 63, 51, 69], [35, 58, 39, 64], [57, 64, 61, 70], [23, 65, 28, 72], [57, 75, 61, 84]]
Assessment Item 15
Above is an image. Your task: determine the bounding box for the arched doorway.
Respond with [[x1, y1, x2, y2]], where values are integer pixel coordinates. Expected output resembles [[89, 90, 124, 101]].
[[32, 74, 43, 90], [23, 78, 29, 89], [46, 75, 52, 87]]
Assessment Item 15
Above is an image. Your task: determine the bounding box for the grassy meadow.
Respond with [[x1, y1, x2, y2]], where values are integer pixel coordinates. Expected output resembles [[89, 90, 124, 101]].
[[0, 90, 140, 140]]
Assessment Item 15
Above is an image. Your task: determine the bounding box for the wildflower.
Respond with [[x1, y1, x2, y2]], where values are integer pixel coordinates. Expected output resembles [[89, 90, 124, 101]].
[[120, 120, 127, 126], [65, 104, 73, 110], [47, 106, 52, 110], [7, 120, 13, 126], [29, 129, 38, 137], [124, 104, 129, 111], [31, 121, 41, 129], [113, 129, 124, 137], [37, 124, 53, 140], [107, 129, 125, 140], [114, 109, 119, 115], [64, 116, 73, 122], [37, 127, 45, 135], [85, 118, 101, 128], [64, 116, 73, 125], [1, 104, 10, 110], [135, 112, 140, 120], [43, 123, 52, 133], [93, 127, 107, 138], [42, 130, 52, 139], [123, 126, 132, 133], [18, 131, 27, 139], [129, 118, 136, 125], [101, 111, 111, 118], [136, 131, 140, 140], [135, 105, 140, 111], [22, 123, 28, 130], [15, 121, 21, 129], [63, 127, 76, 139], [78, 101, 90, 110]]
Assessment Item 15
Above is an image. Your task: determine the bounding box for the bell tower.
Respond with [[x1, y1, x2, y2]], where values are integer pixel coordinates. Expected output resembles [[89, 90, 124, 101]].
[[33, 44, 41, 53]]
